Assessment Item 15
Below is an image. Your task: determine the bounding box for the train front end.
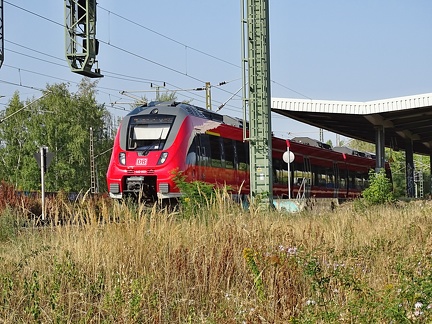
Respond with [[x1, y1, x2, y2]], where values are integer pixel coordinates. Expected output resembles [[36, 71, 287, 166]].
[[106, 103, 191, 202]]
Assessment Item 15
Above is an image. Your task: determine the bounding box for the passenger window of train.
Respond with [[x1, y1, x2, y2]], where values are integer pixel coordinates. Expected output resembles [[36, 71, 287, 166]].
[[293, 164, 304, 185], [236, 141, 249, 171], [295, 166, 312, 187], [186, 136, 198, 165], [209, 135, 222, 167], [280, 169, 289, 185], [313, 166, 327, 187], [198, 134, 210, 167], [339, 169, 347, 189], [273, 159, 283, 184], [222, 138, 235, 169], [362, 172, 369, 189], [326, 175, 335, 188], [354, 172, 366, 190]]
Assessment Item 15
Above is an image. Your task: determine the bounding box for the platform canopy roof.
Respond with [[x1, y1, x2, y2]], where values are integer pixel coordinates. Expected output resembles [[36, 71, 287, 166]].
[[271, 93, 432, 155]]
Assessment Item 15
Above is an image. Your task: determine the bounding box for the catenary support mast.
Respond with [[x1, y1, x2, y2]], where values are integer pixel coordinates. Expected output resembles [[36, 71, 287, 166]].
[[0, 0, 3, 68], [64, 0, 102, 77], [241, 0, 273, 206]]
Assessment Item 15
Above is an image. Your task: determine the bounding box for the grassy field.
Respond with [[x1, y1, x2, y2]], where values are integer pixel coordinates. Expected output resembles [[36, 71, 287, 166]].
[[0, 190, 432, 323]]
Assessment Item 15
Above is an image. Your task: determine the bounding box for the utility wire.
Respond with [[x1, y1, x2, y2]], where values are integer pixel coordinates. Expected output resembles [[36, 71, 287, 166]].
[[5, 1, 233, 96], [4, 2, 309, 120], [98, 6, 241, 70], [0, 92, 49, 123], [98, 39, 206, 84], [4, 1, 64, 27], [6, 1, 311, 101], [4, 21, 239, 108]]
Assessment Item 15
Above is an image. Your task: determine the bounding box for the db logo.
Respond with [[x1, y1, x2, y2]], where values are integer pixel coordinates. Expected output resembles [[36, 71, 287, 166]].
[[136, 158, 148, 166]]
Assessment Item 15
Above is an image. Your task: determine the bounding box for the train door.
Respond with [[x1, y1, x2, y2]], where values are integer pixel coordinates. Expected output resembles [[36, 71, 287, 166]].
[[333, 162, 339, 198], [196, 134, 211, 181], [186, 135, 198, 181], [235, 140, 249, 193], [303, 157, 312, 198], [339, 165, 349, 198], [221, 138, 236, 187]]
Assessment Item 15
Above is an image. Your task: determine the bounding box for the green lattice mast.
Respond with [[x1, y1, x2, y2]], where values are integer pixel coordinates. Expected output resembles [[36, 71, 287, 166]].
[[242, 0, 273, 206]]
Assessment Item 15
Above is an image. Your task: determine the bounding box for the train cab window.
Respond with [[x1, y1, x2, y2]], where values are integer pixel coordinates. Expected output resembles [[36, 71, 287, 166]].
[[127, 115, 175, 151], [222, 138, 235, 169], [209, 135, 222, 168]]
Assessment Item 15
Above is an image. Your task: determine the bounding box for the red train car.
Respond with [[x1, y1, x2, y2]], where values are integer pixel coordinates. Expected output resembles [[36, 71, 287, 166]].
[[106, 101, 391, 202]]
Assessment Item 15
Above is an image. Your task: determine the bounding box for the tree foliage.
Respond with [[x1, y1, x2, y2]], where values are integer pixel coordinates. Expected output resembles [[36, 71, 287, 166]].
[[0, 79, 115, 193], [362, 169, 395, 205]]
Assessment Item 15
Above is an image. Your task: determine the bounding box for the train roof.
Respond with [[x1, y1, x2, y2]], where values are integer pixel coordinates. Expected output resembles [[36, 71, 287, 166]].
[[127, 101, 247, 128], [333, 146, 376, 159], [290, 137, 378, 160], [291, 137, 331, 150]]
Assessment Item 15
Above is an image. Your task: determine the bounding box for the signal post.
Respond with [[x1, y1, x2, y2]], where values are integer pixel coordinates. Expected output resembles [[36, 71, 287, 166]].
[[34, 147, 54, 221]]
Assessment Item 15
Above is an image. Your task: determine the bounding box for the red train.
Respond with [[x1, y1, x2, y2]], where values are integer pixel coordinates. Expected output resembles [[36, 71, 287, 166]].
[[106, 101, 391, 202]]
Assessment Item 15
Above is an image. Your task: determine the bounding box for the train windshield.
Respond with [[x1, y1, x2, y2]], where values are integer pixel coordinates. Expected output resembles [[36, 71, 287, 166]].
[[127, 115, 175, 151]]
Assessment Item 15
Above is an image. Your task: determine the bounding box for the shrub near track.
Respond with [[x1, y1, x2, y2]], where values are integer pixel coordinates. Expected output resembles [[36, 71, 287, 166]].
[[0, 181, 41, 218], [1, 190, 432, 322]]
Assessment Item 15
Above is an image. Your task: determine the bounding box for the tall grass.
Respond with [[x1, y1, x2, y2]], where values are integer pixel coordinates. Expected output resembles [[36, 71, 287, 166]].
[[1, 191, 432, 323]]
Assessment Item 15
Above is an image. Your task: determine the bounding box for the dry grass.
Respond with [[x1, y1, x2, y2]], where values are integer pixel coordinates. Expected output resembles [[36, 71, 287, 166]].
[[1, 194, 432, 323]]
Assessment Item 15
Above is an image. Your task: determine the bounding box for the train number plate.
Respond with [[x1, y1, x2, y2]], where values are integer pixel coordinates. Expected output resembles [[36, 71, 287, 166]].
[[136, 158, 148, 166]]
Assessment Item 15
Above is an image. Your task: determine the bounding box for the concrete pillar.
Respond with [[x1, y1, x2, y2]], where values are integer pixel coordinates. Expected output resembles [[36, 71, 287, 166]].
[[375, 126, 385, 171], [405, 139, 414, 198]]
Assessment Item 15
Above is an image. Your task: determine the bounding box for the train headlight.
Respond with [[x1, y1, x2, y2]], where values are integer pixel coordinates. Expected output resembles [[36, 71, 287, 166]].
[[119, 152, 126, 165], [157, 152, 168, 165]]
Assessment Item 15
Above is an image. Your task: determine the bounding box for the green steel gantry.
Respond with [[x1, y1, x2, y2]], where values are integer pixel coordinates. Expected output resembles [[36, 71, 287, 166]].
[[64, 0, 102, 77], [0, 0, 3, 69], [241, 0, 273, 206]]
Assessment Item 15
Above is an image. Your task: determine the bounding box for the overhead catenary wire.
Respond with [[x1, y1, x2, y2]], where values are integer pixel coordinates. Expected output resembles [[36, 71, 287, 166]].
[[2, 1, 236, 106], [3, 1, 311, 115], [4, 35, 237, 110], [98, 6, 241, 70], [3, 46, 240, 112], [0, 91, 49, 123], [5, 2, 241, 100]]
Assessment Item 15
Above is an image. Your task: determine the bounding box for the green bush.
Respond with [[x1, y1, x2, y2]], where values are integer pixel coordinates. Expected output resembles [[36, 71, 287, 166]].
[[172, 172, 216, 217], [0, 208, 20, 242], [362, 169, 394, 205]]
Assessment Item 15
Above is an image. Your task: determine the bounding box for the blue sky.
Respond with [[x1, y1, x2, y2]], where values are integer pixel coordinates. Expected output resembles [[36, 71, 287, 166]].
[[2, 1, 432, 143]]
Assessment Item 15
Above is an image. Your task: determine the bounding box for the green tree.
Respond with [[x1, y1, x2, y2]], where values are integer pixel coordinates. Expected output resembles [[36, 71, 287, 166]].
[[362, 169, 394, 205], [0, 92, 30, 188], [0, 79, 114, 192]]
